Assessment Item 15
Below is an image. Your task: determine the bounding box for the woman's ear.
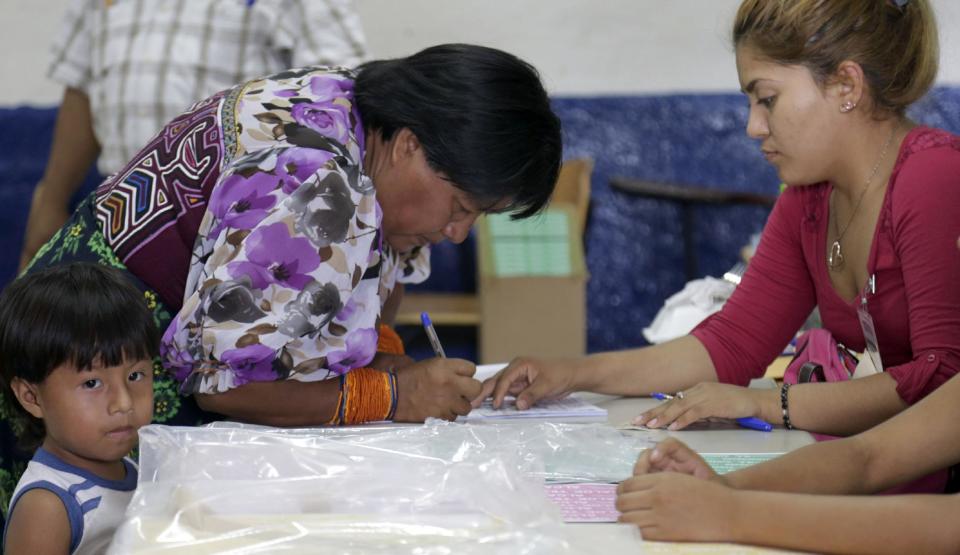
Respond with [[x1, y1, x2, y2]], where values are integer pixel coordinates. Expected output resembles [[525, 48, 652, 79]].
[[832, 60, 868, 112], [389, 128, 421, 162], [10, 378, 44, 419]]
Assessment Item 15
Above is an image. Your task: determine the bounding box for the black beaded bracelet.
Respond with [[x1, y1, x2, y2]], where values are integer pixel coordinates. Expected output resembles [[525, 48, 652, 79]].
[[780, 382, 794, 430]]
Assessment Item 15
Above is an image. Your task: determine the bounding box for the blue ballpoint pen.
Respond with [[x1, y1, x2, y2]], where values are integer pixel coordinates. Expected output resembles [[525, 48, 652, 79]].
[[651, 392, 772, 432], [420, 312, 447, 358]]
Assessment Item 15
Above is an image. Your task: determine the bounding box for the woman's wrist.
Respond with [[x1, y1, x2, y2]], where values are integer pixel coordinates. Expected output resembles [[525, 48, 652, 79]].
[[568, 355, 598, 390], [725, 489, 759, 545], [329, 367, 398, 425], [755, 387, 783, 424]]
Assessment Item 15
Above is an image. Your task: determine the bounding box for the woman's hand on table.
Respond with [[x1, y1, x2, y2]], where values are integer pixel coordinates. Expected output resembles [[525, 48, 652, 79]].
[[632, 382, 776, 431], [632, 438, 724, 482], [618, 439, 735, 541], [616, 471, 740, 542], [471, 356, 578, 410], [393, 358, 482, 422]]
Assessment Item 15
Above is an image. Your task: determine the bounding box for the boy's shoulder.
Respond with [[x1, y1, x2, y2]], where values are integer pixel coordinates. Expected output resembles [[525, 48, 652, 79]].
[[20, 448, 138, 490], [3, 471, 73, 554], [4, 449, 138, 553]]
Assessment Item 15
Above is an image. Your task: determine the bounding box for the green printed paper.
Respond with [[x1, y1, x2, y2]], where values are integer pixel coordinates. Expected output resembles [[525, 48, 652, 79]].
[[702, 453, 781, 474], [487, 210, 573, 277]]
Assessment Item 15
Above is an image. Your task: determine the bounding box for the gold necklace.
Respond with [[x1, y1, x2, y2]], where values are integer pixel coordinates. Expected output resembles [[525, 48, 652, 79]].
[[827, 126, 898, 271]]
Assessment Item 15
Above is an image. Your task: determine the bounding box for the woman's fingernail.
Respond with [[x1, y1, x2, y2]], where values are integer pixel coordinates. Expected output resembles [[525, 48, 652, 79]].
[[668, 422, 680, 430], [647, 418, 659, 428], [650, 449, 661, 461]]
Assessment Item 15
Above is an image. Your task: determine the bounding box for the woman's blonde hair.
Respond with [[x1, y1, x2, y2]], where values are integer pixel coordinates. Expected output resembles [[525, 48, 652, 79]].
[[733, 0, 939, 115]]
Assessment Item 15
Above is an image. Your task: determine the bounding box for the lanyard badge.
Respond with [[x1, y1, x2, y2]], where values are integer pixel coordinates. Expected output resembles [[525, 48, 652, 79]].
[[857, 274, 884, 373]]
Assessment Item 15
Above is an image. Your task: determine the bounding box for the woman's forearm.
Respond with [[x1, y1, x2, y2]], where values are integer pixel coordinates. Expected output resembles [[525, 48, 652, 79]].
[[196, 378, 341, 426], [754, 372, 907, 437], [575, 335, 718, 396], [726, 435, 873, 494], [730, 490, 960, 554], [729, 373, 960, 494], [42, 87, 101, 195]]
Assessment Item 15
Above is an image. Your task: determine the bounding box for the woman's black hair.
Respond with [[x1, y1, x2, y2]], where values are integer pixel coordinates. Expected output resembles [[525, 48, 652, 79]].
[[354, 43, 562, 219], [0, 263, 159, 449]]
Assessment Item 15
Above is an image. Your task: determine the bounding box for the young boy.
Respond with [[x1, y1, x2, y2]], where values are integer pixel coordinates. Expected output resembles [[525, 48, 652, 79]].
[[0, 263, 157, 554]]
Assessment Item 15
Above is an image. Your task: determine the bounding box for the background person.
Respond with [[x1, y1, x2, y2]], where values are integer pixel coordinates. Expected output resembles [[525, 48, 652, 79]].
[[19, 0, 368, 271]]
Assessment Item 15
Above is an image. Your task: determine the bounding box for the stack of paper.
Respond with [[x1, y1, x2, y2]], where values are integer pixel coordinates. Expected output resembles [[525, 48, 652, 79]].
[[465, 363, 608, 422], [544, 483, 619, 523], [463, 396, 607, 422]]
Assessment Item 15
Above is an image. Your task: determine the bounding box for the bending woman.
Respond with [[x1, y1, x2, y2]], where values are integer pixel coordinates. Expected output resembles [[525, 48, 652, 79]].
[[17, 44, 562, 429]]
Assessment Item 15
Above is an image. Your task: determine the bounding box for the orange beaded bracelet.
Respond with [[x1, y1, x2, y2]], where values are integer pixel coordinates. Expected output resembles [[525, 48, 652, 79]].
[[327, 324, 404, 425], [376, 323, 405, 356]]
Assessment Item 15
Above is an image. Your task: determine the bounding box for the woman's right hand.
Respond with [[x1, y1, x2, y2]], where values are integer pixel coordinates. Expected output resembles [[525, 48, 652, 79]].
[[471, 356, 579, 410], [632, 438, 725, 483], [616, 438, 736, 541], [616, 472, 740, 542], [393, 358, 482, 422]]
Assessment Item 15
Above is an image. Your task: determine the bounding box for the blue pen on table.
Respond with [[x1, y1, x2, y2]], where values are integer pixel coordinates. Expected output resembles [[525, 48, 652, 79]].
[[651, 392, 772, 432], [420, 312, 447, 358]]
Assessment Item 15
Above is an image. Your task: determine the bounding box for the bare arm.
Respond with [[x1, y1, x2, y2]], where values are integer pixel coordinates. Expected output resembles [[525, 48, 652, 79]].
[[4, 488, 72, 554], [196, 378, 341, 427], [728, 490, 960, 555], [619, 464, 960, 553], [20, 87, 100, 270], [766, 373, 906, 435], [727, 372, 960, 494], [635, 365, 908, 435], [574, 335, 717, 395], [477, 335, 718, 409], [197, 358, 483, 426]]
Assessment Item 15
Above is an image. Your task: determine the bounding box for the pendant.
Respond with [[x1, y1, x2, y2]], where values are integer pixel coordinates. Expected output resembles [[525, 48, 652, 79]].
[[828, 240, 844, 271]]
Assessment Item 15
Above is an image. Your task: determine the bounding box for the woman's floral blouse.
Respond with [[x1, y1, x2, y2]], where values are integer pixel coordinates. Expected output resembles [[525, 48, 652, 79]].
[[159, 68, 429, 394]]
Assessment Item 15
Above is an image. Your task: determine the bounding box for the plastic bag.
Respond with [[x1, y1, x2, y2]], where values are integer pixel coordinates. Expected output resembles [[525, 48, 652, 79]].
[[141, 420, 649, 485], [642, 277, 735, 343], [111, 421, 645, 553]]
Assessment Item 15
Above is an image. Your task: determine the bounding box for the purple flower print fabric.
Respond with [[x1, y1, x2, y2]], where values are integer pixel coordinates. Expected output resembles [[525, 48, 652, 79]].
[[161, 68, 431, 395]]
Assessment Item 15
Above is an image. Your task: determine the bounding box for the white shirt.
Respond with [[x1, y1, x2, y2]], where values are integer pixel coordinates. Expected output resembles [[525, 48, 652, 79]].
[[48, 0, 368, 175], [4, 448, 138, 555]]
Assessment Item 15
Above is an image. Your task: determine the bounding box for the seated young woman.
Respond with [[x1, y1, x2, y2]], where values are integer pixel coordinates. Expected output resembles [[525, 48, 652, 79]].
[[476, 0, 960, 462]]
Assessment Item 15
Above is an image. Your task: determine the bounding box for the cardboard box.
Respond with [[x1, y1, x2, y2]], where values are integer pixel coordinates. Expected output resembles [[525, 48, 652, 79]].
[[476, 205, 587, 363]]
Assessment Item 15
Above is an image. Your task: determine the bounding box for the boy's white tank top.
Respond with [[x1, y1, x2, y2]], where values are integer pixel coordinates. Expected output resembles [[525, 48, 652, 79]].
[[4, 447, 137, 554]]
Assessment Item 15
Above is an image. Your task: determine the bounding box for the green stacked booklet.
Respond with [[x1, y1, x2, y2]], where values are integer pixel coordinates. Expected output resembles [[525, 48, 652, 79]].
[[486, 210, 573, 277]]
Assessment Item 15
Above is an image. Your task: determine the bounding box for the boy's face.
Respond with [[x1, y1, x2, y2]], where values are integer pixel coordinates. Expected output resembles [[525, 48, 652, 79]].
[[15, 357, 154, 474]]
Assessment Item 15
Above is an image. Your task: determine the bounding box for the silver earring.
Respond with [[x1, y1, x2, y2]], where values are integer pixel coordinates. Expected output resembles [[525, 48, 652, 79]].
[[840, 101, 856, 113]]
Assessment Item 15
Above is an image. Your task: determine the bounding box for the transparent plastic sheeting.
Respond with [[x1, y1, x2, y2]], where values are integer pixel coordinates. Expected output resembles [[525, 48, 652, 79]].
[[109, 421, 646, 554]]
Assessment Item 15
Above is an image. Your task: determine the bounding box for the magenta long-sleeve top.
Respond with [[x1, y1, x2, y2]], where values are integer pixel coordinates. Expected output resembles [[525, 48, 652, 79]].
[[692, 126, 960, 405]]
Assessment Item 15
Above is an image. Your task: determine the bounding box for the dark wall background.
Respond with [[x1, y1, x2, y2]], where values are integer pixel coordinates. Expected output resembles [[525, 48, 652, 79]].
[[3, 87, 959, 354]]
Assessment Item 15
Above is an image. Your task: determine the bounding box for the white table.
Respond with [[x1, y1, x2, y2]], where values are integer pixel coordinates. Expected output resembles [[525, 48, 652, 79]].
[[566, 394, 814, 554]]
